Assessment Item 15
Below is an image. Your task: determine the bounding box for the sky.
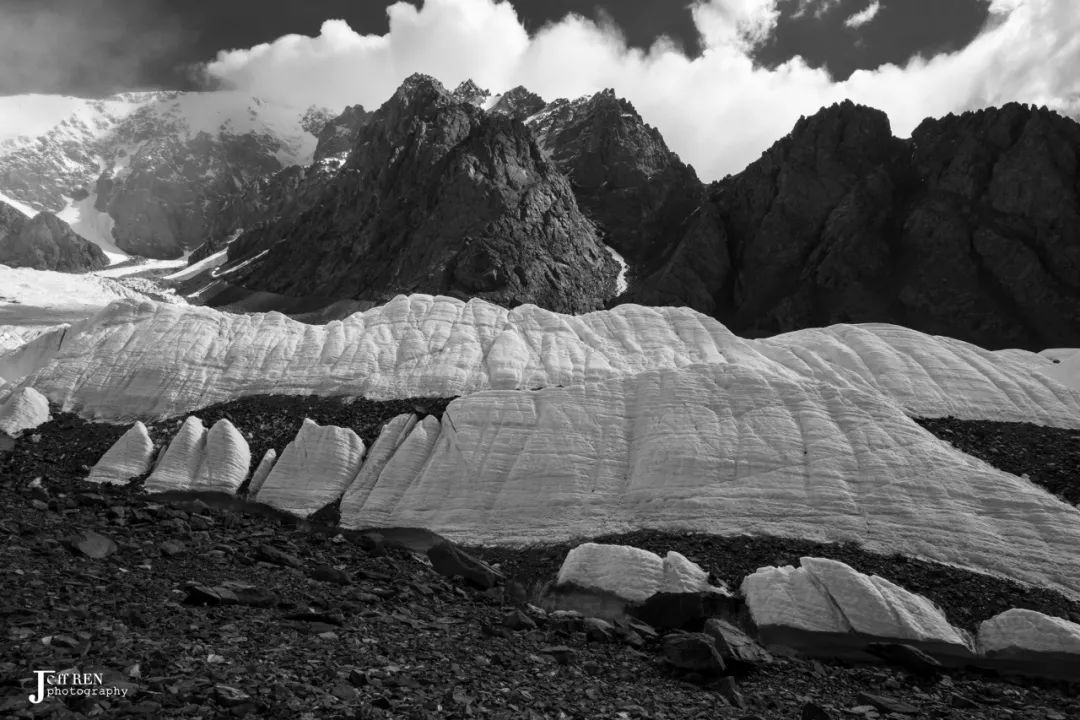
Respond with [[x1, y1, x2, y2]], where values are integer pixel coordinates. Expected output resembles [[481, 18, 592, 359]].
[[0, 0, 1077, 181]]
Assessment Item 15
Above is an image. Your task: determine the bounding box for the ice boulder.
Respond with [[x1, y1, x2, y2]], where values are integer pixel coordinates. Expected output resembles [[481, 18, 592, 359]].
[[0, 386, 49, 436], [195, 419, 250, 493], [977, 608, 1080, 680], [246, 448, 277, 498], [87, 422, 154, 484], [555, 543, 724, 604], [339, 415, 440, 529], [741, 557, 973, 663], [339, 413, 418, 521], [252, 418, 366, 517], [143, 417, 250, 494]]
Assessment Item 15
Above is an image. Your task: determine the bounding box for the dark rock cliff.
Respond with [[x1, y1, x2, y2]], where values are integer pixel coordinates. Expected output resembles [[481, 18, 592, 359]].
[[624, 101, 1080, 350]]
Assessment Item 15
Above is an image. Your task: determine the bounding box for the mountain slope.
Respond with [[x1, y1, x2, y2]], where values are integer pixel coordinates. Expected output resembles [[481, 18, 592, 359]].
[[624, 101, 1080, 350], [0, 91, 317, 259], [200, 74, 617, 315]]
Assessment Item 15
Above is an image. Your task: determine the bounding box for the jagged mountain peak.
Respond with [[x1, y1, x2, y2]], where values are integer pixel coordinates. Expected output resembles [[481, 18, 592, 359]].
[[451, 79, 491, 106], [487, 86, 546, 120]]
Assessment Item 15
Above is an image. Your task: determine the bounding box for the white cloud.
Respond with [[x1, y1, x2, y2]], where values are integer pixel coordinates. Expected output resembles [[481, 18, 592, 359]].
[[792, 0, 844, 20], [199, 0, 1080, 182], [844, 1, 881, 28]]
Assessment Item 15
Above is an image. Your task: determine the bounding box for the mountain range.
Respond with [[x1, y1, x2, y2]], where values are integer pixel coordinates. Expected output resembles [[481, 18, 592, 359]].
[[1, 76, 1078, 350]]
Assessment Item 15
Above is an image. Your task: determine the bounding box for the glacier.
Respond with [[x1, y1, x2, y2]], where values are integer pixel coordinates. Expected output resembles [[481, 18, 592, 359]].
[[1, 294, 1077, 426]]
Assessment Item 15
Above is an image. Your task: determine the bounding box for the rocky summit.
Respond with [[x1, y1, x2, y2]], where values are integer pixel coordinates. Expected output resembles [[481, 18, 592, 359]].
[[196, 74, 618, 315]]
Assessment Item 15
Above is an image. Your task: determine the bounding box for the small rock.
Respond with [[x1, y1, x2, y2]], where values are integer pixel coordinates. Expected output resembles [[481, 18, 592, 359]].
[[160, 540, 185, 557], [716, 676, 746, 708], [502, 609, 537, 631], [947, 692, 978, 709], [308, 564, 350, 585], [538, 645, 575, 665], [64, 530, 117, 559], [427, 539, 503, 589], [256, 545, 302, 568], [856, 692, 919, 716], [661, 633, 725, 674], [214, 685, 250, 707], [582, 617, 615, 642], [865, 643, 942, 676], [801, 702, 834, 719], [703, 618, 773, 668]]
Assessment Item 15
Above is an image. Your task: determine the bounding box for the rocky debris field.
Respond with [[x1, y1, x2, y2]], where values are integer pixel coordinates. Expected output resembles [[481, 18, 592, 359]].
[[1, 398, 1079, 718], [914, 417, 1080, 506]]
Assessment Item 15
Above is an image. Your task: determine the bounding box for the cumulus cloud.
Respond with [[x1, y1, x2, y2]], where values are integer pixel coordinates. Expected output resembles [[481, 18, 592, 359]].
[[844, 1, 881, 28], [199, 0, 1080, 182]]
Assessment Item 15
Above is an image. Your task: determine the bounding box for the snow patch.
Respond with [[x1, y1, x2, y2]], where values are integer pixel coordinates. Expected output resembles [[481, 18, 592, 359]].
[[603, 243, 629, 294], [56, 193, 127, 264], [0, 189, 39, 217], [163, 249, 229, 283]]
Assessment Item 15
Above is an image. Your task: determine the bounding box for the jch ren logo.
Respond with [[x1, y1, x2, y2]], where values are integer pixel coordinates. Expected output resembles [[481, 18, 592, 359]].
[[28, 670, 127, 704]]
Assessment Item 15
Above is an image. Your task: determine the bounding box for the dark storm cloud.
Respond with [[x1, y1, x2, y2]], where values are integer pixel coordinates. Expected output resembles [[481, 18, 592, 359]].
[[0, 0, 189, 95], [751, 0, 990, 81]]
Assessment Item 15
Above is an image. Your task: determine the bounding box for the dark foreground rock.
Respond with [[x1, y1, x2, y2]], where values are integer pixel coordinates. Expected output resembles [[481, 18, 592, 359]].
[[1, 406, 1080, 718]]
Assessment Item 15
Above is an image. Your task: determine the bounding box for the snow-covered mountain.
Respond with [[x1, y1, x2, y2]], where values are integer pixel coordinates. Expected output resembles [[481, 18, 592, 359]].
[[0, 91, 318, 260]]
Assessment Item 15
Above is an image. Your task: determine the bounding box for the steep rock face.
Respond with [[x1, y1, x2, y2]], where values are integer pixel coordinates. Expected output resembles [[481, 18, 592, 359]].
[[626, 101, 1080, 350], [313, 104, 372, 162], [0, 205, 108, 271], [95, 130, 287, 259], [215, 74, 617, 314], [191, 159, 343, 263], [528, 89, 703, 275]]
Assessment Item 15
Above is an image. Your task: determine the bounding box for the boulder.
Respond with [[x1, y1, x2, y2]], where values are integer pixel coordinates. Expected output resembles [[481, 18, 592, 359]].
[[741, 557, 973, 664], [661, 632, 725, 673], [556, 543, 727, 605], [87, 422, 155, 485], [703, 618, 774, 668], [427, 538, 503, 589], [977, 608, 1080, 680]]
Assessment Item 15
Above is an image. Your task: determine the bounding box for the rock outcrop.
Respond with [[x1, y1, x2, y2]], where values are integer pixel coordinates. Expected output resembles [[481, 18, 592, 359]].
[[203, 74, 618, 315], [0, 204, 108, 272], [625, 101, 1080, 350]]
